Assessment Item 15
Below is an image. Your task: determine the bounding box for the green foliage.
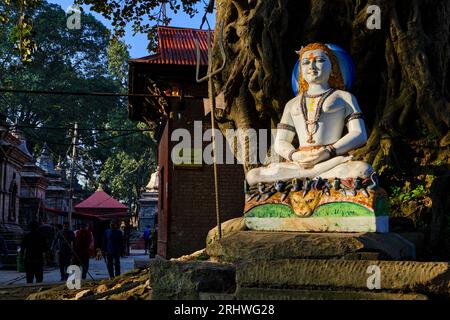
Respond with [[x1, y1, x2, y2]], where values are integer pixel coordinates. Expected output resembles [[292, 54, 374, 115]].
[[0, 1, 156, 213], [107, 37, 130, 87], [1, 0, 203, 60], [99, 149, 153, 212], [390, 183, 428, 204], [74, 0, 201, 52], [1, 0, 41, 62]]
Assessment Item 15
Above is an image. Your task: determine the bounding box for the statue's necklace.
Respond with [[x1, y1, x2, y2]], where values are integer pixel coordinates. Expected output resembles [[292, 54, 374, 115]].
[[300, 88, 336, 144]]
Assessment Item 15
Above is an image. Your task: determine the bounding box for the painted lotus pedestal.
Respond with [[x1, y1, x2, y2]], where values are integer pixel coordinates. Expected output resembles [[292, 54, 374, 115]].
[[244, 179, 389, 233], [243, 42, 389, 234]]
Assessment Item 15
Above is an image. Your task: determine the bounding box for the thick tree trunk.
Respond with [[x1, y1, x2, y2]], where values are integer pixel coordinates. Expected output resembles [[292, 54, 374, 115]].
[[212, 0, 450, 257]]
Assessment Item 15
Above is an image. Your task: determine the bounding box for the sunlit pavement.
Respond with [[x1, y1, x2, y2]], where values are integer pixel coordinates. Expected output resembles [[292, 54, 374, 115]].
[[0, 249, 149, 287]]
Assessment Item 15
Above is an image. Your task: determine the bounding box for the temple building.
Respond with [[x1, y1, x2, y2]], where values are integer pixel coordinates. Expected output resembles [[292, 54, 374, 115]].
[[0, 116, 33, 225], [12, 128, 49, 225], [0, 115, 33, 267], [128, 26, 244, 259], [35, 143, 70, 224]]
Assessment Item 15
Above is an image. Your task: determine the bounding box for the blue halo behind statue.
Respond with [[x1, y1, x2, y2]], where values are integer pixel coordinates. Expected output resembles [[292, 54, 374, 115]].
[[291, 44, 355, 96]]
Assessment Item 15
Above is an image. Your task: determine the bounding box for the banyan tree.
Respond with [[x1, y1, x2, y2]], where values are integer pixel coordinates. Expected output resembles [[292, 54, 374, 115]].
[[7, 0, 447, 257], [210, 0, 450, 258]]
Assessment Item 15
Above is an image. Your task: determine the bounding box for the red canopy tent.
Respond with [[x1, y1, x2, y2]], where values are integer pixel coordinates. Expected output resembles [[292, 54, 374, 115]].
[[74, 188, 128, 249], [74, 187, 128, 221]]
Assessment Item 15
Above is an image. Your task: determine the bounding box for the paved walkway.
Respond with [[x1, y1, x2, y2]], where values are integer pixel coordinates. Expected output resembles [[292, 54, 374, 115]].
[[0, 250, 149, 287]]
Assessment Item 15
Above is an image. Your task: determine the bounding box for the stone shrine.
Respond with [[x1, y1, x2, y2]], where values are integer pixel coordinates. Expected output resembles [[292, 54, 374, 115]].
[[138, 170, 158, 232]]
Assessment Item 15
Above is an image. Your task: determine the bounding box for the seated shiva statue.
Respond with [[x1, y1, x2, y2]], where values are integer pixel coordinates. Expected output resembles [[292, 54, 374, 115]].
[[246, 42, 373, 186], [244, 43, 388, 233]]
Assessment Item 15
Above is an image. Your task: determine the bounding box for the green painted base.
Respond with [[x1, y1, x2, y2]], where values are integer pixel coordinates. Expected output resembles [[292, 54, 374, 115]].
[[246, 200, 388, 218], [244, 216, 389, 233], [244, 198, 389, 233]]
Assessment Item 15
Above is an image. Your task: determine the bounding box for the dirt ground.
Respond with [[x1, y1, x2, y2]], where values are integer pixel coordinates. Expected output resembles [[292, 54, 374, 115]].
[[0, 267, 150, 300]]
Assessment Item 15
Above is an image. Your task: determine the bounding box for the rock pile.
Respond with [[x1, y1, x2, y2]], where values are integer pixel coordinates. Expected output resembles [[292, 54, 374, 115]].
[[26, 268, 150, 300]]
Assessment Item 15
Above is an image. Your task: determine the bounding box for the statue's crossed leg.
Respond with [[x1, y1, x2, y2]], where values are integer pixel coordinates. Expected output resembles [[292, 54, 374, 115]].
[[246, 156, 373, 185]]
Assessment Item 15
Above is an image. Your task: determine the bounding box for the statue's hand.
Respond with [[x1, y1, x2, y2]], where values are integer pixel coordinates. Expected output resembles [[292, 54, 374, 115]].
[[291, 151, 309, 162], [296, 147, 331, 168]]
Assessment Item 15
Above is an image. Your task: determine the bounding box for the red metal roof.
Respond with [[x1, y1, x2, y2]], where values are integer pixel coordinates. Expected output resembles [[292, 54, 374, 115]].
[[130, 26, 212, 66], [74, 190, 128, 211]]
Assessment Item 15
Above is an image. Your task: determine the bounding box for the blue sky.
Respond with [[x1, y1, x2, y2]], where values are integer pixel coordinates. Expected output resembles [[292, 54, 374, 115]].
[[47, 0, 216, 58]]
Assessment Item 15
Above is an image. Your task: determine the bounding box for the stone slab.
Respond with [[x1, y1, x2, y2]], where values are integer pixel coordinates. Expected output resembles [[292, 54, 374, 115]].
[[206, 231, 416, 263], [207, 217, 248, 246], [245, 216, 388, 233], [199, 292, 236, 300], [236, 287, 428, 300], [236, 259, 450, 296], [149, 259, 236, 300]]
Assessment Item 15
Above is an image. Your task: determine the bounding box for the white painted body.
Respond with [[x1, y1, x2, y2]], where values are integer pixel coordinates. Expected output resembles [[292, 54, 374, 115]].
[[246, 48, 373, 186]]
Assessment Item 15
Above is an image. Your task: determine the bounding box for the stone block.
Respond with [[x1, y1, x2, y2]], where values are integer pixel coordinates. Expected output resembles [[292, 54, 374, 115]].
[[199, 292, 236, 300], [236, 287, 428, 300], [149, 259, 236, 300], [206, 217, 248, 246], [206, 231, 416, 263], [236, 259, 450, 296]]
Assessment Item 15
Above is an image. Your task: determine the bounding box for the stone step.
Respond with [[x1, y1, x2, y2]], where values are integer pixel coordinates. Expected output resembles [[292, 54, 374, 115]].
[[148, 257, 450, 299], [236, 259, 450, 296], [206, 231, 416, 262], [149, 259, 236, 300], [236, 287, 428, 300]]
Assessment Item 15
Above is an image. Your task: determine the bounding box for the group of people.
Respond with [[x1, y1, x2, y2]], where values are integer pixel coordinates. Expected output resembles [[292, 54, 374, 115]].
[[19, 220, 126, 284], [51, 222, 94, 281]]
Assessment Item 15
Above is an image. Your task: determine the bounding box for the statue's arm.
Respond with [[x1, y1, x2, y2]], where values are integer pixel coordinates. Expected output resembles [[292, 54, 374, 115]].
[[332, 92, 367, 155], [274, 102, 297, 161]]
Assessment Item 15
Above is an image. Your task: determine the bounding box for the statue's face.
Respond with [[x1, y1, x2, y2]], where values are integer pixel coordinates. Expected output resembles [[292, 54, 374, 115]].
[[301, 49, 332, 85]]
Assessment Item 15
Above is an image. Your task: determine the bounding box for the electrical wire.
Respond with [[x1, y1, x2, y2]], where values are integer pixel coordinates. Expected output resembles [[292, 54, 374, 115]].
[[14, 124, 152, 132], [0, 88, 159, 98], [0, 88, 206, 99], [20, 127, 145, 147]]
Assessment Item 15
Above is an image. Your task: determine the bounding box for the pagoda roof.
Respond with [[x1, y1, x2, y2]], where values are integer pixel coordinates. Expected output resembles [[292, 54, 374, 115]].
[[129, 26, 211, 66]]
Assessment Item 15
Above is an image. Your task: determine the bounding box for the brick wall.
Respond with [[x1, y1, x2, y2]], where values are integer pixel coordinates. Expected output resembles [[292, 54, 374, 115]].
[[169, 163, 244, 258], [157, 96, 246, 259]]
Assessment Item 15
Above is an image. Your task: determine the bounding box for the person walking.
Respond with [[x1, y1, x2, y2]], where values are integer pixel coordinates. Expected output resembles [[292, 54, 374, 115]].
[[74, 223, 93, 280], [51, 222, 75, 281], [119, 222, 130, 257], [20, 220, 47, 284], [149, 227, 158, 258], [143, 225, 151, 255], [102, 221, 124, 279]]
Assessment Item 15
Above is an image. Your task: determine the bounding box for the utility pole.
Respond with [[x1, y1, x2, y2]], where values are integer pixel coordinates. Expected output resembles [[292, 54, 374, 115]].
[[68, 122, 78, 229]]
